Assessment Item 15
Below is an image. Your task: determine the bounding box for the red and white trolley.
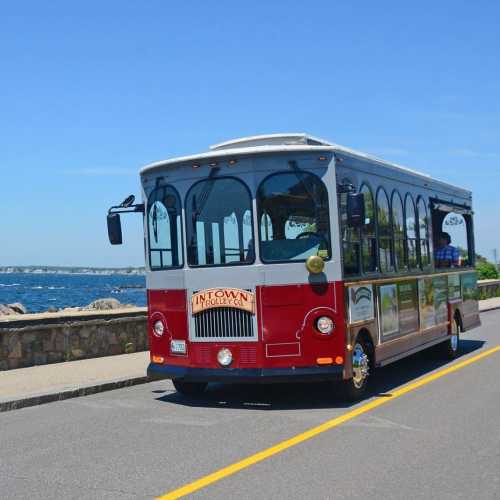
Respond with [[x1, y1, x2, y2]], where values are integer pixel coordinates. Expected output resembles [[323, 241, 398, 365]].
[[108, 134, 480, 399]]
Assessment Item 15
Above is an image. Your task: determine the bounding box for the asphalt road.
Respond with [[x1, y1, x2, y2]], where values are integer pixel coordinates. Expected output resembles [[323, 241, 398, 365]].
[[1, 310, 499, 500]]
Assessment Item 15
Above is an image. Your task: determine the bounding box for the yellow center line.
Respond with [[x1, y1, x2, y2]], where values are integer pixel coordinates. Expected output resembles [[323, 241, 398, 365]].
[[157, 345, 500, 500]]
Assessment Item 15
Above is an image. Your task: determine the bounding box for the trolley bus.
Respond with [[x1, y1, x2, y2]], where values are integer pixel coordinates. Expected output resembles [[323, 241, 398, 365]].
[[107, 134, 480, 399]]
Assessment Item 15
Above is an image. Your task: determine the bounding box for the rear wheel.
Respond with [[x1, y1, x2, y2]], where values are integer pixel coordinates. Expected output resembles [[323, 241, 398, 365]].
[[341, 340, 372, 401], [172, 380, 208, 396], [437, 316, 461, 360]]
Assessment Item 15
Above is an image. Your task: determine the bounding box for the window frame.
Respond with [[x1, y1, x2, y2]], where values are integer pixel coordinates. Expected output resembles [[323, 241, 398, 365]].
[[376, 186, 394, 274], [416, 196, 431, 270], [257, 169, 332, 265], [359, 182, 378, 274], [184, 175, 255, 268], [430, 198, 476, 269], [146, 183, 184, 271], [339, 178, 361, 276], [404, 193, 419, 271], [391, 190, 406, 271]]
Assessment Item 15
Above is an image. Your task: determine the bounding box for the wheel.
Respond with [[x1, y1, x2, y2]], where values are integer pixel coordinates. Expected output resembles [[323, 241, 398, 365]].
[[436, 317, 461, 360], [341, 340, 372, 401], [172, 380, 208, 396]]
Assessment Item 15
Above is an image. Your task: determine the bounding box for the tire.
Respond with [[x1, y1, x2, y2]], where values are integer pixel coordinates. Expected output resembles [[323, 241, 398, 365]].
[[437, 317, 461, 360], [341, 339, 372, 401], [172, 380, 208, 396]]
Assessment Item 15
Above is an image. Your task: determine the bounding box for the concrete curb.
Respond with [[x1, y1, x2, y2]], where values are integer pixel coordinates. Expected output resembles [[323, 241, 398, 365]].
[[480, 305, 500, 313], [0, 375, 150, 413], [479, 298, 500, 313]]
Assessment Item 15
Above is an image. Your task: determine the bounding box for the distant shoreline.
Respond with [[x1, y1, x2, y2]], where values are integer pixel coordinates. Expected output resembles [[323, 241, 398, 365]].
[[0, 266, 145, 276]]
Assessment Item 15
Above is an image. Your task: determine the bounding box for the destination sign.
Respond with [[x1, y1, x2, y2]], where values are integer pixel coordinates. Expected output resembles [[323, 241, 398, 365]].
[[191, 288, 255, 315]]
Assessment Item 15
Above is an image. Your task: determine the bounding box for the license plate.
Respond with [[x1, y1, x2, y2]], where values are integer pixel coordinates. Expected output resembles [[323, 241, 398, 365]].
[[171, 340, 186, 354]]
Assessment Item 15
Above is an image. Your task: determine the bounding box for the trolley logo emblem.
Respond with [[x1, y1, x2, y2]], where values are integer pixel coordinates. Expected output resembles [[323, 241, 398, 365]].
[[192, 288, 255, 315]]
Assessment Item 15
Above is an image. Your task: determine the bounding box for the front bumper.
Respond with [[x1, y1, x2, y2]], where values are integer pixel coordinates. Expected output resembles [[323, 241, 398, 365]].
[[147, 362, 343, 384]]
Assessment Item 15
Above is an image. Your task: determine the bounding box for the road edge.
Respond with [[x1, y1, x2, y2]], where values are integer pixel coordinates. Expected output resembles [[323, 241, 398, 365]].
[[0, 375, 150, 413]]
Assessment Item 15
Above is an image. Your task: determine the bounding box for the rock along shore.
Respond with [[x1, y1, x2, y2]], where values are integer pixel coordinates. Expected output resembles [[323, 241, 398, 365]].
[[0, 297, 137, 317]]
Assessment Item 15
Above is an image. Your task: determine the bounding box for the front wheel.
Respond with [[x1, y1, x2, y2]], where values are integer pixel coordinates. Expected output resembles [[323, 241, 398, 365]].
[[341, 340, 372, 401], [172, 380, 208, 396]]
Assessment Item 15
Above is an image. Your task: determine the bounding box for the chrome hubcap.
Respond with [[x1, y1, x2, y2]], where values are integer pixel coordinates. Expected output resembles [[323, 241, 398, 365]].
[[352, 343, 369, 389]]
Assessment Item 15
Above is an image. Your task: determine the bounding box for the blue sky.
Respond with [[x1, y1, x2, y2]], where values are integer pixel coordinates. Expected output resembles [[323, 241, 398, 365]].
[[1, 1, 499, 267]]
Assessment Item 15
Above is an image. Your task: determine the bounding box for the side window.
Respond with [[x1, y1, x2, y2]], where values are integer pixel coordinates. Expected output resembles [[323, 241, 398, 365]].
[[392, 191, 406, 271], [405, 195, 419, 270], [257, 171, 331, 263], [339, 179, 360, 276], [417, 197, 431, 268], [360, 184, 377, 273], [434, 211, 472, 268], [147, 185, 183, 269], [377, 188, 393, 273]]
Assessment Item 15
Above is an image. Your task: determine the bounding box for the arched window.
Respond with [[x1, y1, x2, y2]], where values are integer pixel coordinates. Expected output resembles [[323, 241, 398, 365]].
[[437, 212, 471, 267], [377, 188, 393, 273], [147, 185, 183, 269], [392, 191, 405, 271], [185, 177, 254, 266], [257, 171, 331, 263], [417, 197, 431, 268], [339, 178, 360, 275], [405, 194, 418, 270], [360, 184, 377, 273]]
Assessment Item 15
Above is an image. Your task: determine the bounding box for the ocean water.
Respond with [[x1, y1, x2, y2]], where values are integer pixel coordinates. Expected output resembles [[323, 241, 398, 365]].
[[0, 273, 146, 313]]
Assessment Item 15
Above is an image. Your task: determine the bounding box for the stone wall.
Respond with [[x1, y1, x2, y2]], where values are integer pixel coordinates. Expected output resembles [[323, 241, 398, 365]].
[[478, 279, 500, 300], [0, 308, 148, 371]]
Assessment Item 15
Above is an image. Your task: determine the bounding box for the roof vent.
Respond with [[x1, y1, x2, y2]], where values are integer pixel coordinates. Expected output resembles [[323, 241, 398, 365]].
[[210, 133, 333, 151]]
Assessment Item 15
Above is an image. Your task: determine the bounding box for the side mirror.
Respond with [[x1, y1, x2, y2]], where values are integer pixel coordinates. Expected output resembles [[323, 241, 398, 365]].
[[107, 213, 123, 245], [347, 193, 365, 227], [121, 195, 135, 208]]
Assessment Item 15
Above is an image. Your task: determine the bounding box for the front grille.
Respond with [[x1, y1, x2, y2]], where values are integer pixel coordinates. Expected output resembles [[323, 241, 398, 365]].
[[194, 307, 255, 340]]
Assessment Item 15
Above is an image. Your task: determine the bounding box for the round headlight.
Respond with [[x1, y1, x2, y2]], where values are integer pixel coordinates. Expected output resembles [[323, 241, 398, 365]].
[[217, 348, 233, 367], [316, 316, 334, 334], [153, 320, 165, 337]]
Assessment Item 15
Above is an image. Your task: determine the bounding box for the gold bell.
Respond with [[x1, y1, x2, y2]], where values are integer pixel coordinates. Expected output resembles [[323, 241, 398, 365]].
[[305, 255, 325, 274]]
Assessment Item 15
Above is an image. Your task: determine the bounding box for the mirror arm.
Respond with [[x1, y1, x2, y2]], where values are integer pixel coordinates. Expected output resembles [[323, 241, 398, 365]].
[[108, 203, 145, 215]]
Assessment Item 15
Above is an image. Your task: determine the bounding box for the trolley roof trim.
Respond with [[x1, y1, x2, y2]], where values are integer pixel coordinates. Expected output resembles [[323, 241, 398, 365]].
[[140, 133, 470, 196], [209, 133, 334, 150]]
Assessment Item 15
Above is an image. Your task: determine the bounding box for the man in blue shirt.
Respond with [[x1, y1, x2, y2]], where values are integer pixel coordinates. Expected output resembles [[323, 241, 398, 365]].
[[435, 232, 460, 267]]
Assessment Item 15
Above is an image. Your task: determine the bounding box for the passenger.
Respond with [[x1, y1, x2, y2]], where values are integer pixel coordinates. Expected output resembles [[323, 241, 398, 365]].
[[435, 232, 460, 267]]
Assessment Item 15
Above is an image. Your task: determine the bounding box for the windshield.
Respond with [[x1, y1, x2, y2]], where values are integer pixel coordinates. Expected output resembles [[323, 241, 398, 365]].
[[147, 185, 183, 269], [185, 177, 254, 267], [257, 171, 331, 263]]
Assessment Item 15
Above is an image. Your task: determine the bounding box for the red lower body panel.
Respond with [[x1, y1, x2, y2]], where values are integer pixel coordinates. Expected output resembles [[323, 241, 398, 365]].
[[147, 282, 346, 381]]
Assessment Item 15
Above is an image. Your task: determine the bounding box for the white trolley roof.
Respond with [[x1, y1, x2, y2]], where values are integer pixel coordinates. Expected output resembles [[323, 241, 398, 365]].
[[140, 133, 470, 198]]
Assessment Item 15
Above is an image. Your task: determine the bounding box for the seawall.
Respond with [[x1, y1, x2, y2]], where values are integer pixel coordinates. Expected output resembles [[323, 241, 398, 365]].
[[0, 308, 148, 371]]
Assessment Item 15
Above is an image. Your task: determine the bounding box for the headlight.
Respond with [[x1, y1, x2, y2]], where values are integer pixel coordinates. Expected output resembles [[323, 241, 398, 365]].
[[217, 348, 233, 367], [316, 316, 334, 334], [153, 320, 165, 337]]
